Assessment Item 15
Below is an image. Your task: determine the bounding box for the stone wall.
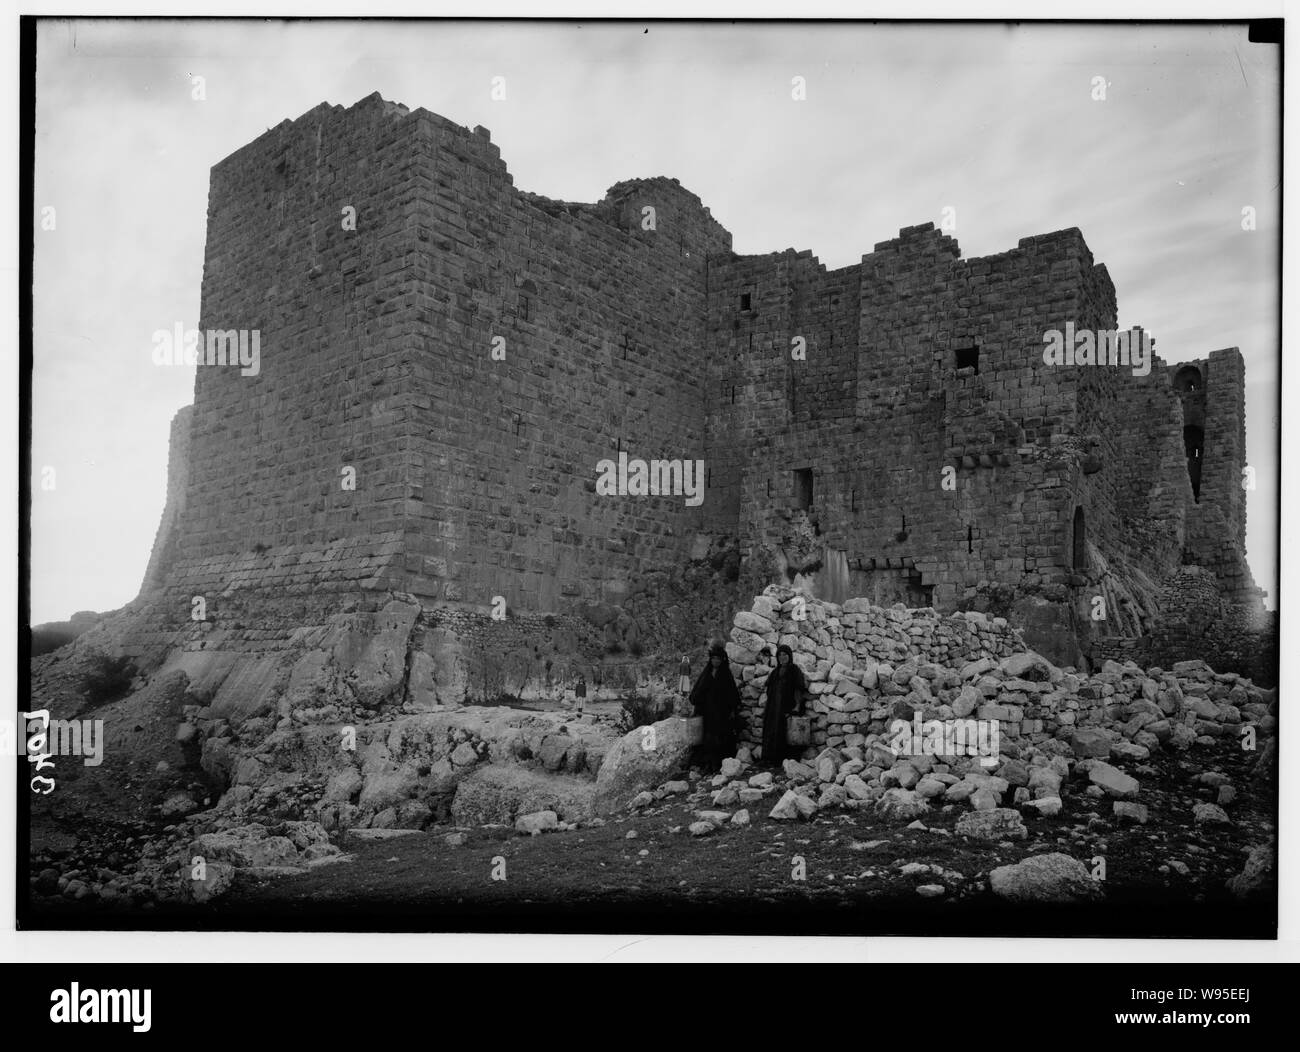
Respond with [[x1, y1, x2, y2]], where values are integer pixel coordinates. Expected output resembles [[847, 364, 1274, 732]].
[[123, 91, 1269, 696], [725, 587, 1027, 751], [139, 404, 193, 595], [725, 588, 1276, 770], [1148, 566, 1277, 686]]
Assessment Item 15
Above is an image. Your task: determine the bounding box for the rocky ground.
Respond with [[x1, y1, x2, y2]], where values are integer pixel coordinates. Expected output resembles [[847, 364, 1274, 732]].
[[26, 702, 1275, 937], [22, 589, 1278, 937]]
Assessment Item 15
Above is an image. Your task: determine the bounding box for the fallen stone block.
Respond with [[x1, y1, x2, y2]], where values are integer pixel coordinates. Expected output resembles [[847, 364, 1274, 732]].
[[515, 810, 559, 836], [989, 853, 1102, 903], [955, 807, 1027, 841], [1113, 801, 1149, 824], [875, 788, 929, 822], [1088, 762, 1140, 800]]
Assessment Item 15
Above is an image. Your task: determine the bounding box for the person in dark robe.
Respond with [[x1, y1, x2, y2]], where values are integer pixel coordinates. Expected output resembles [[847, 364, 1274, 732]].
[[688, 642, 741, 773], [762, 643, 809, 767]]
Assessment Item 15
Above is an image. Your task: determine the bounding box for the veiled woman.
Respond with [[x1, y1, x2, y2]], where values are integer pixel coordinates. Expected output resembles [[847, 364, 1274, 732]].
[[762, 643, 809, 766], [688, 641, 741, 773]]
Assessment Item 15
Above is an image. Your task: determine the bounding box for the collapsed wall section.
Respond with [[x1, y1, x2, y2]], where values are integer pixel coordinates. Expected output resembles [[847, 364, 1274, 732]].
[[724, 588, 1027, 751]]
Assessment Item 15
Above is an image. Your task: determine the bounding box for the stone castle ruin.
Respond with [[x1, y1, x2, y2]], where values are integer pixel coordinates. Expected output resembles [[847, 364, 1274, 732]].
[[101, 91, 1273, 722], [26, 95, 1280, 914]]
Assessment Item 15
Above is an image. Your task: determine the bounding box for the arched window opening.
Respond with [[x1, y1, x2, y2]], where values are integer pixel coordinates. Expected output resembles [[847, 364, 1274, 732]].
[[1072, 506, 1086, 572], [1173, 365, 1203, 394]]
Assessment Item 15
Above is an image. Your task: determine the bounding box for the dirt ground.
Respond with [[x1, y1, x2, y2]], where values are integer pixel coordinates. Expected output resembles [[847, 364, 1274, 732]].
[[24, 728, 1276, 938]]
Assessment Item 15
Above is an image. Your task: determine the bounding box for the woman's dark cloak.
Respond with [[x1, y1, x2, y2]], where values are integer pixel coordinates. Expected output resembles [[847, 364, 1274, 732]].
[[688, 657, 741, 763], [761, 657, 809, 764]]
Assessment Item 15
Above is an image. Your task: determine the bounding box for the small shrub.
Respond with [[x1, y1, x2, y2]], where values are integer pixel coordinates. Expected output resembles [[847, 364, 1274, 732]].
[[81, 653, 136, 706], [617, 692, 673, 734]]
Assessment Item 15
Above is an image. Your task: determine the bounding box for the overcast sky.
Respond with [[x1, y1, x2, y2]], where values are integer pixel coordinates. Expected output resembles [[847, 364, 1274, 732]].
[[30, 19, 1280, 624]]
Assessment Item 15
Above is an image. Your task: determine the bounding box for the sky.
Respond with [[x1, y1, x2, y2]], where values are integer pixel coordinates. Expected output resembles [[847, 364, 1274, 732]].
[[29, 18, 1281, 624]]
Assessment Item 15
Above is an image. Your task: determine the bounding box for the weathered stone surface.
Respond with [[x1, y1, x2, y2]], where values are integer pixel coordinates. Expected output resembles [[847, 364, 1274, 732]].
[[1070, 729, 1111, 759], [450, 742, 479, 767], [1110, 741, 1150, 761], [515, 810, 559, 835], [592, 717, 691, 814], [1027, 766, 1062, 794], [1193, 802, 1231, 826], [358, 765, 420, 811], [188, 861, 236, 903], [1113, 801, 1149, 824], [734, 611, 774, 635], [694, 810, 730, 826], [999, 651, 1057, 683], [160, 791, 199, 818], [1088, 763, 1140, 800], [1226, 839, 1275, 899], [769, 790, 817, 821], [452, 765, 595, 825], [190, 825, 300, 869], [1022, 795, 1062, 817], [955, 807, 1027, 841], [875, 788, 929, 822], [989, 853, 1103, 903], [843, 774, 872, 800], [322, 768, 363, 803], [914, 776, 946, 799], [783, 759, 816, 782]]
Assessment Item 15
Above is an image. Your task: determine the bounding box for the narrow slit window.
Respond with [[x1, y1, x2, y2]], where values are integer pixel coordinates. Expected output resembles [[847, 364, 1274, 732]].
[[1183, 425, 1205, 502]]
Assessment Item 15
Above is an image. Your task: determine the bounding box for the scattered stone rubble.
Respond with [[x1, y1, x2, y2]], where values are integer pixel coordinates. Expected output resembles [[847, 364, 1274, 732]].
[[621, 587, 1277, 902], [28, 587, 1277, 908]]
